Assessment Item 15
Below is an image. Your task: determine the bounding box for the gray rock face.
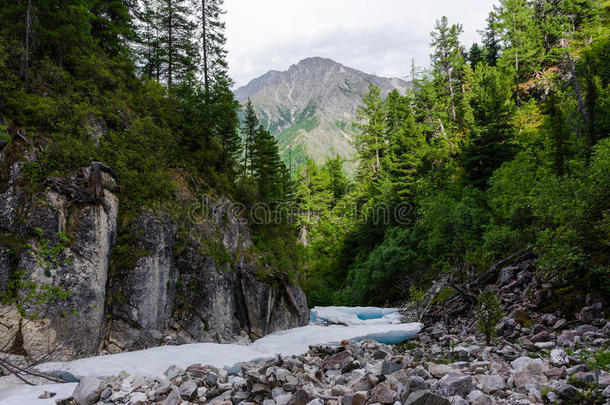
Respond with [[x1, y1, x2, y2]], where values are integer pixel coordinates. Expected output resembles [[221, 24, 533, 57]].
[[0, 142, 308, 360], [0, 148, 119, 359]]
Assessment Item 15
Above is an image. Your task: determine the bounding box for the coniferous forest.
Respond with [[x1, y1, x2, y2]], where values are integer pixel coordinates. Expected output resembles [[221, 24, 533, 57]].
[[0, 0, 608, 310]]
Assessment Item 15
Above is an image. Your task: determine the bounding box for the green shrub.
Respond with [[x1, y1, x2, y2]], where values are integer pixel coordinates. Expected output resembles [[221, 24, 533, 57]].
[[474, 291, 504, 345]]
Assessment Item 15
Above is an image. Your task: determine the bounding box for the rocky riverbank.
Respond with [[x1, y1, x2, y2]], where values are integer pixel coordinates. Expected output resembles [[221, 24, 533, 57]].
[[47, 320, 610, 405], [38, 258, 610, 405]]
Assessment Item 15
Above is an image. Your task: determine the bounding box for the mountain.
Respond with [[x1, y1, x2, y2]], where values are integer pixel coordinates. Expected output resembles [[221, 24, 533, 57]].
[[234, 57, 409, 172]]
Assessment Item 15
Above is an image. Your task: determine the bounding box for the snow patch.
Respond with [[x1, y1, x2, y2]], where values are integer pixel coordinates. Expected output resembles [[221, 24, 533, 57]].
[[310, 306, 403, 325], [0, 307, 421, 404]]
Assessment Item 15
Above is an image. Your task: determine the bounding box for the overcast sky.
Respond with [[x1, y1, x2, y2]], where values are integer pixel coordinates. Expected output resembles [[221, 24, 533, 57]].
[[224, 0, 498, 88]]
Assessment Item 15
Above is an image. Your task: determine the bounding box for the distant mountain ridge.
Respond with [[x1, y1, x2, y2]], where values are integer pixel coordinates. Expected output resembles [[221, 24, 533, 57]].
[[234, 57, 409, 172]]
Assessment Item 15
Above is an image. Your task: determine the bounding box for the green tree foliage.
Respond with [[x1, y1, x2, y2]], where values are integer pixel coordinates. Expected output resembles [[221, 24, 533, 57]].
[[297, 1, 609, 306], [355, 84, 386, 181], [157, 0, 198, 88], [467, 43, 486, 69], [430, 16, 465, 123], [251, 125, 287, 202], [198, 0, 229, 92], [474, 291, 504, 345], [496, 0, 543, 103], [480, 10, 501, 67], [242, 99, 259, 176], [462, 63, 515, 188]]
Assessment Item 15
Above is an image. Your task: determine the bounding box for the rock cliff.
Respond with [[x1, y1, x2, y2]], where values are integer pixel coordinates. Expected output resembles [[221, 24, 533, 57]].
[[0, 138, 309, 361]]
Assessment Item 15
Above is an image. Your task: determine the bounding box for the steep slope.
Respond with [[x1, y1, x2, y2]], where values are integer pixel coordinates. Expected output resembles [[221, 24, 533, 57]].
[[234, 57, 409, 171], [0, 138, 309, 361]]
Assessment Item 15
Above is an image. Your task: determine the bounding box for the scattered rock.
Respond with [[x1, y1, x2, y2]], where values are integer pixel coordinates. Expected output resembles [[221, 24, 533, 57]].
[[578, 302, 603, 323], [72, 376, 102, 405], [437, 371, 473, 397], [555, 381, 579, 400], [404, 390, 450, 405]]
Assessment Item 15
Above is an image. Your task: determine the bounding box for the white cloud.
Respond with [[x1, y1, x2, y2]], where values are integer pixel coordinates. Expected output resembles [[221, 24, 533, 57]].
[[224, 0, 498, 87]]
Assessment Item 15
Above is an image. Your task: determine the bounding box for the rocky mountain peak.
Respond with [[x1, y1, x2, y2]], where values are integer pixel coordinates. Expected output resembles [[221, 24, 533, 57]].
[[234, 57, 409, 172]]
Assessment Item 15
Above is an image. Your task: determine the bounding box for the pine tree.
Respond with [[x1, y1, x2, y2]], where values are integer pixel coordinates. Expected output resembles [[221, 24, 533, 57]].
[[323, 156, 349, 203], [462, 64, 515, 188], [135, 0, 163, 80], [388, 112, 425, 200], [430, 16, 465, 123], [90, 0, 135, 56], [480, 10, 501, 67], [198, 0, 228, 93], [251, 125, 287, 201], [468, 43, 486, 70], [209, 76, 242, 175], [242, 99, 259, 176], [355, 84, 387, 181], [497, 0, 543, 104], [157, 0, 198, 88]]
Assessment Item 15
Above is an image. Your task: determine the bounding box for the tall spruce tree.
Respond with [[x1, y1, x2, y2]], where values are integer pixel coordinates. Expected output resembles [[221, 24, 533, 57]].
[[388, 112, 425, 200], [158, 0, 198, 88], [90, 0, 135, 56], [242, 99, 258, 176], [497, 0, 542, 104], [251, 125, 286, 201], [355, 84, 387, 181], [480, 10, 501, 67], [209, 76, 242, 175], [135, 0, 163, 80], [430, 16, 465, 123], [198, 0, 228, 93], [462, 64, 515, 188]]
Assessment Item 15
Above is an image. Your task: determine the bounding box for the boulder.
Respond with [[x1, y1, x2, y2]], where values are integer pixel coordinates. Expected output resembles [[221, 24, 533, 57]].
[[471, 394, 494, 405], [404, 390, 450, 405], [552, 319, 567, 330], [369, 381, 398, 403], [530, 330, 550, 342], [72, 376, 102, 405], [555, 382, 579, 400], [427, 363, 454, 379], [341, 392, 367, 405], [498, 267, 517, 284], [128, 392, 147, 405], [179, 380, 198, 400], [287, 389, 312, 405], [578, 302, 603, 323], [513, 369, 534, 390], [437, 371, 473, 397], [550, 349, 569, 366], [475, 375, 505, 394], [510, 357, 535, 370], [544, 367, 566, 380]]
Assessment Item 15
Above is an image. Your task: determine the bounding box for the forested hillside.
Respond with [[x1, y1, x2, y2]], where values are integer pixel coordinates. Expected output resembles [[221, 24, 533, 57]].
[[0, 0, 608, 314], [0, 0, 295, 270], [297, 0, 610, 306]]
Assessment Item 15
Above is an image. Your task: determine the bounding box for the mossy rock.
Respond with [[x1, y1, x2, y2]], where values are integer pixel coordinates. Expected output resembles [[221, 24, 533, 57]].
[[514, 309, 532, 327]]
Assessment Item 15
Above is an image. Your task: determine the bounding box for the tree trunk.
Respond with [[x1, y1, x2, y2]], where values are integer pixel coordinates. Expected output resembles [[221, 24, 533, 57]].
[[201, 0, 209, 94], [23, 0, 32, 88], [512, 11, 520, 106], [167, 0, 174, 89], [448, 70, 457, 121]]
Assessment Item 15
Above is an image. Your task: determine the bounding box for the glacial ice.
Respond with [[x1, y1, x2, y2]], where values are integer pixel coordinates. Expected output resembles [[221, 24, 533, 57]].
[[0, 307, 420, 405]]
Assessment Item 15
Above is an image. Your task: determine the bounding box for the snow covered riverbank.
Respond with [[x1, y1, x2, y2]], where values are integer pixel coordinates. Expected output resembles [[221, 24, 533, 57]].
[[0, 307, 421, 404]]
